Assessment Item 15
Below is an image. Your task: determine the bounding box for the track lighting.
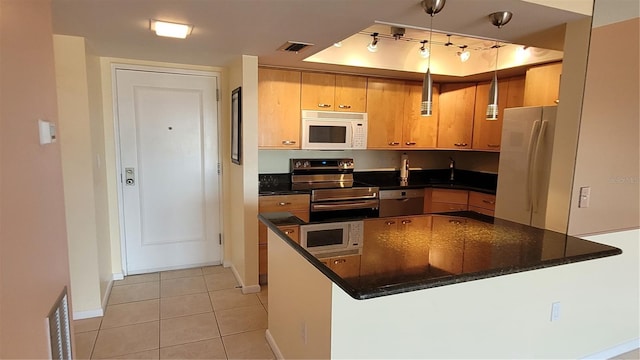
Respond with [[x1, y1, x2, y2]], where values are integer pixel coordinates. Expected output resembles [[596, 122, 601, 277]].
[[486, 11, 513, 120], [457, 45, 470, 62], [420, 0, 446, 117], [419, 40, 430, 58], [367, 33, 379, 52]]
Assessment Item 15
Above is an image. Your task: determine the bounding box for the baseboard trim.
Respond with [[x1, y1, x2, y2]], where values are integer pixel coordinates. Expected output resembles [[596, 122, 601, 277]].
[[101, 277, 115, 311], [228, 264, 262, 294], [581, 338, 640, 359], [112, 272, 124, 281], [265, 329, 284, 359], [72, 308, 103, 320]]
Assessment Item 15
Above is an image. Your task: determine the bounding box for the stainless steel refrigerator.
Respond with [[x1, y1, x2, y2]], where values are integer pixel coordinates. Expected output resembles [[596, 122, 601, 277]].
[[495, 106, 558, 228]]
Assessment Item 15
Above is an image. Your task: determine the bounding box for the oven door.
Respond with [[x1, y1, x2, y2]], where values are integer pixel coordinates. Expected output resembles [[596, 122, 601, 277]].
[[301, 119, 353, 150]]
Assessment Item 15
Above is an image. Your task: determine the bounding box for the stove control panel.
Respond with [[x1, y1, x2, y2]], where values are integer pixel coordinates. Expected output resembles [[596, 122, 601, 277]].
[[290, 158, 354, 171]]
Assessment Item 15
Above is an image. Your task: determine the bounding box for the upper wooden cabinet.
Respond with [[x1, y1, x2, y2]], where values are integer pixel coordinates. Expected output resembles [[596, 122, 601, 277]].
[[437, 83, 477, 149], [366, 78, 406, 148], [472, 76, 524, 151], [403, 81, 439, 149], [301, 72, 367, 112], [523, 62, 562, 106], [258, 68, 301, 149]]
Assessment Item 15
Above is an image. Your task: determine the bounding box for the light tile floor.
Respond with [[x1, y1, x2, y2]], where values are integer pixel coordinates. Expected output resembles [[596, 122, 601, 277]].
[[73, 266, 273, 359]]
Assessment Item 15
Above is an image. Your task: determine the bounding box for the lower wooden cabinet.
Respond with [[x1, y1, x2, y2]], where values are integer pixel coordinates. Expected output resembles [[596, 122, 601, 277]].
[[258, 225, 300, 285], [319, 255, 361, 279], [426, 189, 469, 213], [468, 192, 496, 216]]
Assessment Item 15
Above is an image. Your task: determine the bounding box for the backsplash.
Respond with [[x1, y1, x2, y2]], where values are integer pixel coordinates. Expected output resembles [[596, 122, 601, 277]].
[[258, 149, 499, 174]]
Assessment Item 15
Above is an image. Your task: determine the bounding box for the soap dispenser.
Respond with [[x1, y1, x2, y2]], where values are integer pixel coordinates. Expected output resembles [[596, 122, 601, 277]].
[[400, 153, 410, 184]]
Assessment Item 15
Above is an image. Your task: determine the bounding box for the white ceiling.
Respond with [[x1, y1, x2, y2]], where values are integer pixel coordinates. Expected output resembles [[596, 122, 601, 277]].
[[51, 0, 591, 80]]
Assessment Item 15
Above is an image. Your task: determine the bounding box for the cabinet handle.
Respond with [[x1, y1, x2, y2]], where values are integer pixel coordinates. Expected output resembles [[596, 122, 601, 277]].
[[388, 142, 400, 146], [333, 259, 346, 265], [281, 140, 297, 145], [401, 220, 412, 225], [449, 219, 463, 225], [278, 202, 291, 206], [454, 143, 468, 147], [482, 199, 496, 205], [487, 144, 500, 148], [405, 142, 416, 146], [284, 229, 295, 235], [318, 103, 332, 108], [385, 221, 396, 225], [338, 104, 351, 109]]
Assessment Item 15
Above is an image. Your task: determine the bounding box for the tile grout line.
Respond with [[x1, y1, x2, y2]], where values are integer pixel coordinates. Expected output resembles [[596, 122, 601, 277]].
[[207, 272, 230, 359]]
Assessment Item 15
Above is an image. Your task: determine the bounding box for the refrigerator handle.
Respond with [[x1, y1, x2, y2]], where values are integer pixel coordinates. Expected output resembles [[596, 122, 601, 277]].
[[526, 120, 541, 212], [532, 120, 549, 213]]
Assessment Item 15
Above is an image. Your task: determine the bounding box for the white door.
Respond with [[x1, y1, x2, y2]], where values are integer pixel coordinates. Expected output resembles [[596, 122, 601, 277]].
[[115, 68, 221, 274]]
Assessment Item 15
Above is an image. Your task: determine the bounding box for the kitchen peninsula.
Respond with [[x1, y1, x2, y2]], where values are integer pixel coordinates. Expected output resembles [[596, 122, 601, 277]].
[[259, 211, 623, 359]]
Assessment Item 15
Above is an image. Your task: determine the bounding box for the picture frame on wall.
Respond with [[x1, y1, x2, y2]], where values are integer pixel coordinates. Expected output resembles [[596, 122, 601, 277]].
[[231, 87, 242, 165]]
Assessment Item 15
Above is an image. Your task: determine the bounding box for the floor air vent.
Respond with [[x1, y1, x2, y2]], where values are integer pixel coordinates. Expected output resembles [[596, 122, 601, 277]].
[[47, 287, 72, 360], [277, 41, 314, 53]]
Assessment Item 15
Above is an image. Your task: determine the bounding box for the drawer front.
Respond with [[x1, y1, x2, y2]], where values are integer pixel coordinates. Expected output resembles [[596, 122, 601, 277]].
[[468, 205, 495, 217], [278, 225, 300, 244], [259, 194, 310, 212], [430, 202, 468, 213], [431, 189, 469, 205], [468, 192, 496, 211]]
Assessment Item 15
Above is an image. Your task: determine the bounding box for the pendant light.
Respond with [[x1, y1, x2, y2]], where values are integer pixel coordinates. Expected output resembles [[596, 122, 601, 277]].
[[420, 0, 446, 117], [486, 11, 513, 120]]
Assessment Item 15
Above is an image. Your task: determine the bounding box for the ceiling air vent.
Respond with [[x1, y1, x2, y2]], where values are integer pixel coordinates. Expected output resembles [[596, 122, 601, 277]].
[[277, 41, 314, 53]]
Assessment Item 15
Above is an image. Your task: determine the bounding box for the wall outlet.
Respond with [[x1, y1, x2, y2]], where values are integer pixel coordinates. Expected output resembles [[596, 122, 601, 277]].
[[300, 321, 307, 344], [550, 301, 561, 322]]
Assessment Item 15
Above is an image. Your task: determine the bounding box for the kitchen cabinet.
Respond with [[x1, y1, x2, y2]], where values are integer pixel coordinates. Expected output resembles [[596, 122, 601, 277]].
[[366, 78, 406, 148], [471, 76, 525, 151], [437, 83, 477, 149], [319, 255, 361, 279], [258, 67, 302, 149], [429, 216, 465, 274], [361, 216, 432, 277], [301, 72, 367, 112], [426, 189, 469, 213], [403, 81, 439, 148], [523, 62, 562, 106], [468, 191, 496, 217], [258, 194, 310, 284]]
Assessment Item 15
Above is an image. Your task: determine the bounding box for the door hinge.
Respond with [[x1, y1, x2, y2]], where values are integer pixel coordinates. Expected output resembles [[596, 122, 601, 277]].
[[216, 89, 220, 102], [217, 162, 221, 175], [218, 233, 222, 245]]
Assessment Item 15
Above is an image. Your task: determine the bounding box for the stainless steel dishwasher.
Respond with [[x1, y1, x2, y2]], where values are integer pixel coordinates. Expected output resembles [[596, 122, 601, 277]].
[[379, 189, 425, 217]]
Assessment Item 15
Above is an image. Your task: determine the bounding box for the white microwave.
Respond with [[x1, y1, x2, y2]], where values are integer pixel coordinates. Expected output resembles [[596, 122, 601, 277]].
[[301, 110, 367, 150], [300, 220, 364, 256]]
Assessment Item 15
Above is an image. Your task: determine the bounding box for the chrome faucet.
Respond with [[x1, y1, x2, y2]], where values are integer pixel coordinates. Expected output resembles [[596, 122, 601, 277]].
[[449, 157, 455, 182]]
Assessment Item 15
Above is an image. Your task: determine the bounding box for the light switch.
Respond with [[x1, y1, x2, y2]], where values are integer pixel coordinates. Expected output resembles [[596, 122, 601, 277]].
[[579, 186, 591, 208], [38, 119, 57, 145]]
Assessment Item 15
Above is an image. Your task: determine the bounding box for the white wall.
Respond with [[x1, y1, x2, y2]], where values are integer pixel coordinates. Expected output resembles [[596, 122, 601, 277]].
[[330, 229, 639, 359], [259, 149, 499, 173]]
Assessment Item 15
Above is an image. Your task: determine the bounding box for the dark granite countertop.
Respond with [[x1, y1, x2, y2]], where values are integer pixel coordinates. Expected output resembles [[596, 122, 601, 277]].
[[259, 169, 497, 195], [258, 211, 622, 300]]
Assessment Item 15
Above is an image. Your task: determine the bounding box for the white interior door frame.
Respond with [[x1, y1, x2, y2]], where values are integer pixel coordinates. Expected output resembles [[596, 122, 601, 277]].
[[111, 63, 223, 276]]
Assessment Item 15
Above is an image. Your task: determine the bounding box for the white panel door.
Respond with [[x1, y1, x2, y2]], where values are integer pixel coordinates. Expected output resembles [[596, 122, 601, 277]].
[[116, 68, 220, 274]]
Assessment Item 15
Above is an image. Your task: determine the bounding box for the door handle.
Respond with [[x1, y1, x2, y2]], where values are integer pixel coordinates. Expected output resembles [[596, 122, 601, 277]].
[[125, 167, 135, 186]]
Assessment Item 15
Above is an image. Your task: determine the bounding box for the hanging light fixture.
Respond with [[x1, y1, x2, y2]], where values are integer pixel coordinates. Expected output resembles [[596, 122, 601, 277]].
[[486, 11, 513, 120], [367, 33, 379, 52], [420, 0, 446, 117], [419, 40, 430, 58], [457, 45, 470, 62]]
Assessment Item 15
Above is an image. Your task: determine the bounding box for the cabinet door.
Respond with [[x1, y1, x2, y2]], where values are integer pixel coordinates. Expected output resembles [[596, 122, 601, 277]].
[[429, 216, 465, 274], [403, 81, 439, 148], [301, 72, 335, 110], [506, 75, 525, 108], [523, 62, 562, 106], [329, 255, 361, 278], [360, 218, 401, 276], [437, 83, 476, 149], [366, 78, 405, 148], [258, 68, 301, 148], [472, 80, 508, 151], [335, 75, 367, 112]]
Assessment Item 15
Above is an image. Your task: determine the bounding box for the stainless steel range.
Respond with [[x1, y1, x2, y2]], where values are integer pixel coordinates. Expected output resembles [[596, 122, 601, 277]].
[[290, 158, 379, 221]]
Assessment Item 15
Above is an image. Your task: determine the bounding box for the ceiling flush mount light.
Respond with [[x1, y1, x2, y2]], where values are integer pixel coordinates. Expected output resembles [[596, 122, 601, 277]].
[[420, 0, 446, 117], [486, 11, 513, 120], [367, 33, 379, 52], [419, 40, 430, 58], [457, 45, 470, 62], [150, 19, 193, 39]]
